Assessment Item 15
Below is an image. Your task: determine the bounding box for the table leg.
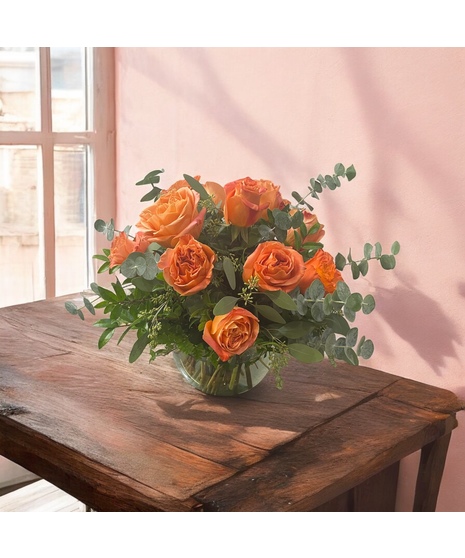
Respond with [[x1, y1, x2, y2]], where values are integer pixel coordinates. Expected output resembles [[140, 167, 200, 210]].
[[413, 433, 452, 512], [352, 461, 400, 511]]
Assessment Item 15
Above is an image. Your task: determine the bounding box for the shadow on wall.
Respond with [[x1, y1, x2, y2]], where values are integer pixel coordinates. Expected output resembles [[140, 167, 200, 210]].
[[123, 48, 308, 182], [374, 281, 461, 376]]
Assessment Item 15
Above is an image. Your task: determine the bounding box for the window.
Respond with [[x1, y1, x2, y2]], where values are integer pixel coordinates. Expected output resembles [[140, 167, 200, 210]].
[[0, 47, 115, 307]]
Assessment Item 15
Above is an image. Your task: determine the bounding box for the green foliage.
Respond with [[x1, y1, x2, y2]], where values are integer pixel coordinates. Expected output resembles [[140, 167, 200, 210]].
[[65, 163, 401, 390], [291, 162, 356, 211], [335, 240, 401, 279]]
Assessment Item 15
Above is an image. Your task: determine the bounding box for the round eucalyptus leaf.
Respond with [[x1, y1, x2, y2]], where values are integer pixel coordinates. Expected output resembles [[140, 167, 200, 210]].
[[391, 241, 401, 255], [362, 294, 376, 314], [310, 301, 325, 322], [345, 293, 363, 312], [359, 339, 374, 359]]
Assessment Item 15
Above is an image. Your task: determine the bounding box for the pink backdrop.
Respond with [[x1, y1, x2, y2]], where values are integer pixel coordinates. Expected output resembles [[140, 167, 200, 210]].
[[115, 47, 465, 511]]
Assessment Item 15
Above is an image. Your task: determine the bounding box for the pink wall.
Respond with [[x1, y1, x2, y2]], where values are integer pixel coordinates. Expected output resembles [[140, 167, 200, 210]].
[[115, 47, 465, 511]]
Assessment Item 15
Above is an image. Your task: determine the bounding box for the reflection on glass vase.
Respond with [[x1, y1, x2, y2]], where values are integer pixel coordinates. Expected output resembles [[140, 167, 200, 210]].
[[172, 350, 270, 396]]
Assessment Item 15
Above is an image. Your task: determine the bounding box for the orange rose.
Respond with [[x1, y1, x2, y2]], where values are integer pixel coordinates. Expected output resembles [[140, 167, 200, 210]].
[[158, 235, 216, 296], [286, 209, 325, 247], [136, 183, 206, 248], [243, 241, 305, 293], [204, 181, 226, 209], [299, 249, 343, 294], [223, 177, 282, 227], [203, 307, 259, 362], [109, 231, 151, 267]]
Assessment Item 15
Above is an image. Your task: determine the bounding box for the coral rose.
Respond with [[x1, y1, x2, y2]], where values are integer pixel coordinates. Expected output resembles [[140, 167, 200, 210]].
[[286, 209, 325, 247], [223, 177, 282, 227], [202, 307, 259, 362], [158, 235, 216, 296], [136, 184, 206, 248], [109, 231, 151, 267], [299, 249, 343, 294], [243, 241, 305, 293]]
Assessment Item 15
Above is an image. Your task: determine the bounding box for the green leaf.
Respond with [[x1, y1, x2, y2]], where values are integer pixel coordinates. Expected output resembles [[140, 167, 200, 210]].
[[345, 293, 363, 312], [142, 253, 159, 280], [94, 219, 106, 232], [93, 254, 109, 262], [323, 293, 333, 315], [65, 301, 78, 315], [325, 332, 337, 358], [120, 254, 147, 278], [291, 191, 304, 203], [334, 163, 345, 176], [93, 318, 116, 328], [375, 242, 382, 258], [111, 280, 127, 302], [140, 188, 161, 203], [98, 328, 115, 349], [290, 210, 304, 229], [391, 241, 401, 255], [344, 307, 356, 323], [129, 332, 150, 363], [344, 347, 359, 365], [90, 282, 100, 296], [97, 261, 111, 274], [183, 174, 210, 201], [362, 294, 376, 314], [96, 285, 119, 303], [345, 165, 356, 181], [358, 259, 369, 276], [380, 254, 396, 270], [336, 282, 351, 302], [256, 304, 286, 324], [325, 313, 350, 335], [135, 169, 164, 185], [83, 297, 96, 315], [264, 290, 297, 311], [273, 209, 292, 230], [223, 257, 236, 290], [110, 304, 122, 321], [346, 327, 358, 348], [278, 321, 314, 339], [310, 301, 325, 322], [306, 279, 325, 301], [213, 296, 239, 316], [359, 339, 374, 359], [105, 219, 115, 241], [363, 243, 373, 259], [131, 277, 162, 292], [335, 253, 346, 271], [325, 175, 336, 190], [288, 343, 324, 363], [351, 261, 360, 280]]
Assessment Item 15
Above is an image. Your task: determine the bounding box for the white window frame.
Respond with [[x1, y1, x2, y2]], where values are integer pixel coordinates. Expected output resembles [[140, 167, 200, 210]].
[[0, 47, 116, 298]]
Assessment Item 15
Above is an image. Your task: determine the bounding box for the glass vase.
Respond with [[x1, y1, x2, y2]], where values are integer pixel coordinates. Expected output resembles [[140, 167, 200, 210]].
[[172, 350, 270, 396]]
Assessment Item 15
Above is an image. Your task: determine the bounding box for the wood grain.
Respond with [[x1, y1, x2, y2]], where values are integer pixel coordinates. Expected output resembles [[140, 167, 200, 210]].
[[0, 297, 463, 511]]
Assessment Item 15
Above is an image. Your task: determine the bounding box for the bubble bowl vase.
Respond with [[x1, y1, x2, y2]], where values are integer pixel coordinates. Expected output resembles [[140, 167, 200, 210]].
[[172, 350, 270, 396]]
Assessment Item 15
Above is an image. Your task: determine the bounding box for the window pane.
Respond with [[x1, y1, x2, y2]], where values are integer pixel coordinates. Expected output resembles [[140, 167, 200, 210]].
[[0, 145, 44, 306], [54, 145, 88, 296], [51, 47, 87, 132], [0, 48, 39, 132]]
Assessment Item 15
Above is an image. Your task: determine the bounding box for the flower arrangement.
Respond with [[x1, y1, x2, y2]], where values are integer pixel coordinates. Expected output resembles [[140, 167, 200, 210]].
[[66, 165, 400, 395]]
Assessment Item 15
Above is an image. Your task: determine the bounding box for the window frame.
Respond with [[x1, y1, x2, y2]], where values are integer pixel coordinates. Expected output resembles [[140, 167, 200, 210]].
[[0, 47, 116, 299]]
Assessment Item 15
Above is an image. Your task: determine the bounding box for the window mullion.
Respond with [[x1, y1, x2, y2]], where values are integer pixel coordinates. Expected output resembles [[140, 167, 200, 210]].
[[38, 47, 56, 299]]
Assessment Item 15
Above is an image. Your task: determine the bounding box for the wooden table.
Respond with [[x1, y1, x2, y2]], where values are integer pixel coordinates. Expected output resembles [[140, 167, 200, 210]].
[[0, 297, 463, 512]]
